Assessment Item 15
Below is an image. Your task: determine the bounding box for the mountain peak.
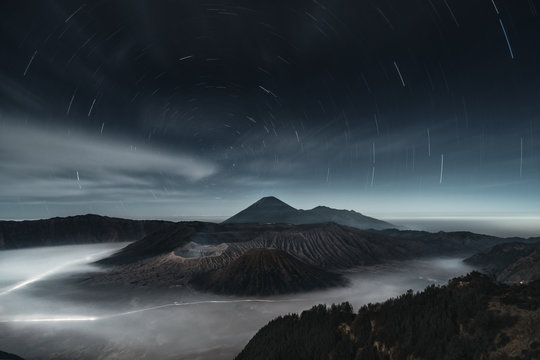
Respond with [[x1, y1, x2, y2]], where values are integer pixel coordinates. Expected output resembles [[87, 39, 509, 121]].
[[222, 196, 297, 224], [312, 205, 331, 210], [251, 196, 296, 210]]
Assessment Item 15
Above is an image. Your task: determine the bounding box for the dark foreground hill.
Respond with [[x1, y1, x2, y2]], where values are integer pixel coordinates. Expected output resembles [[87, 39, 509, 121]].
[[223, 196, 395, 230], [191, 248, 346, 296], [0, 215, 173, 249], [465, 242, 540, 284], [0, 350, 24, 360], [236, 272, 540, 360]]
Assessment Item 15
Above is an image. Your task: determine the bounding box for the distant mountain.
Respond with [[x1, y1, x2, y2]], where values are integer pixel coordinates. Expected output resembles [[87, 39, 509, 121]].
[[374, 228, 526, 254], [91, 221, 515, 288], [465, 241, 540, 284], [191, 248, 346, 296], [0, 214, 173, 249], [0, 350, 24, 360], [223, 196, 395, 230], [225, 197, 296, 222], [236, 272, 540, 360]]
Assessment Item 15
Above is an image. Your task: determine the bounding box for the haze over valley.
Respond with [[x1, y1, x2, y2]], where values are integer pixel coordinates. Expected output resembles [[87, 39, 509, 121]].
[[0, 242, 476, 360], [0, 197, 539, 359], [2, 0, 540, 358]]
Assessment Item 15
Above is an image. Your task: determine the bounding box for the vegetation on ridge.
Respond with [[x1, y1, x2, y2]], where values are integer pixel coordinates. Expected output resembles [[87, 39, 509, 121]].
[[236, 272, 540, 360]]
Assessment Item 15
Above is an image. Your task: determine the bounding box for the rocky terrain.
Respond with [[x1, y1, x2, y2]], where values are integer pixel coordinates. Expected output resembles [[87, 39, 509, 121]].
[[90, 220, 515, 291], [98, 221, 412, 269], [465, 242, 540, 284], [0, 214, 172, 249], [236, 272, 540, 360], [223, 196, 395, 230], [191, 248, 346, 296]]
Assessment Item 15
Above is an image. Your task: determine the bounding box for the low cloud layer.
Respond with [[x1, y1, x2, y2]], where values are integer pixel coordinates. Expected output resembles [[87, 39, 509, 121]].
[[0, 243, 476, 360], [0, 120, 218, 213]]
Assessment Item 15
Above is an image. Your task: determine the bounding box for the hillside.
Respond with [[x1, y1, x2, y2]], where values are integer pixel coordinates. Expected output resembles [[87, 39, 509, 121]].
[[191, 248, 346, 296], [223, 196, 395, 230], [0, 214, 173, 249], [465, 242, 540, 284], [236, 272, 540, 360]]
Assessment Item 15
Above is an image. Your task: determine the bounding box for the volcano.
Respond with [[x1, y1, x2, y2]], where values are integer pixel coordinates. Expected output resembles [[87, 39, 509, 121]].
[[223, 196, 395, 230], [190, 248, 346, 296]]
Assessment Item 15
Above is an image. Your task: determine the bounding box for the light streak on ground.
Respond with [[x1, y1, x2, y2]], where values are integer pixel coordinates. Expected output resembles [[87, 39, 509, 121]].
[[0, 299, 305, 323], [103, 298, 305, 319], [1, 316, 99, 323], [0, 249, 115, 296]]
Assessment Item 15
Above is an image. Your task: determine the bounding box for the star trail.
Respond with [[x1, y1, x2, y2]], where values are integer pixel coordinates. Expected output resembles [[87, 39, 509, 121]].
[[0, 0, 539, 221]]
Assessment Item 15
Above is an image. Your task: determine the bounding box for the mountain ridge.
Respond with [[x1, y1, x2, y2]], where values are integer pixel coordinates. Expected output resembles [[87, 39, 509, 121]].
[[465, 241, 540, 284], [0, 214, 173, 249], [223, 196, 395, 230]]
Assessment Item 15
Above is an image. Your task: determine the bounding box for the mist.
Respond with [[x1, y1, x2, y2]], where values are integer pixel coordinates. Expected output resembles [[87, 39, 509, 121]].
[[0, 244, 475, 359]]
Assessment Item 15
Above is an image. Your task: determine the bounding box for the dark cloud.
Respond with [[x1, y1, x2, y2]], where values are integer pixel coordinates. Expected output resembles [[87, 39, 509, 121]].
[[0, 0, 539, 223]]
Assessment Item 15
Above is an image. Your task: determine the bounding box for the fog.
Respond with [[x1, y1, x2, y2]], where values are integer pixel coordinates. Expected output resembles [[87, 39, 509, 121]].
[[0, 244, 475, 360]]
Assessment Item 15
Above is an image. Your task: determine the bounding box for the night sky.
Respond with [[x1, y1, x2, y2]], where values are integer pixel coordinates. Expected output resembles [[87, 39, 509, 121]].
[[1, 0, 539, 224]]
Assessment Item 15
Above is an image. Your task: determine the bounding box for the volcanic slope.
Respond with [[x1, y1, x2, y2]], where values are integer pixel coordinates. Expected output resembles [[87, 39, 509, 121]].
[[191, 248, 347, 296], [91, 221, 514, 288]]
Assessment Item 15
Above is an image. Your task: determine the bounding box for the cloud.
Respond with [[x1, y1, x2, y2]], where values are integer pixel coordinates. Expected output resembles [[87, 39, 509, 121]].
[[0, 120, 218, 204]]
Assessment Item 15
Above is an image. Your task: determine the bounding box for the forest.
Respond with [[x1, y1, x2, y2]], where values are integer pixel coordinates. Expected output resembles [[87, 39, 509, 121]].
[[236, 272, 540, 360]]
